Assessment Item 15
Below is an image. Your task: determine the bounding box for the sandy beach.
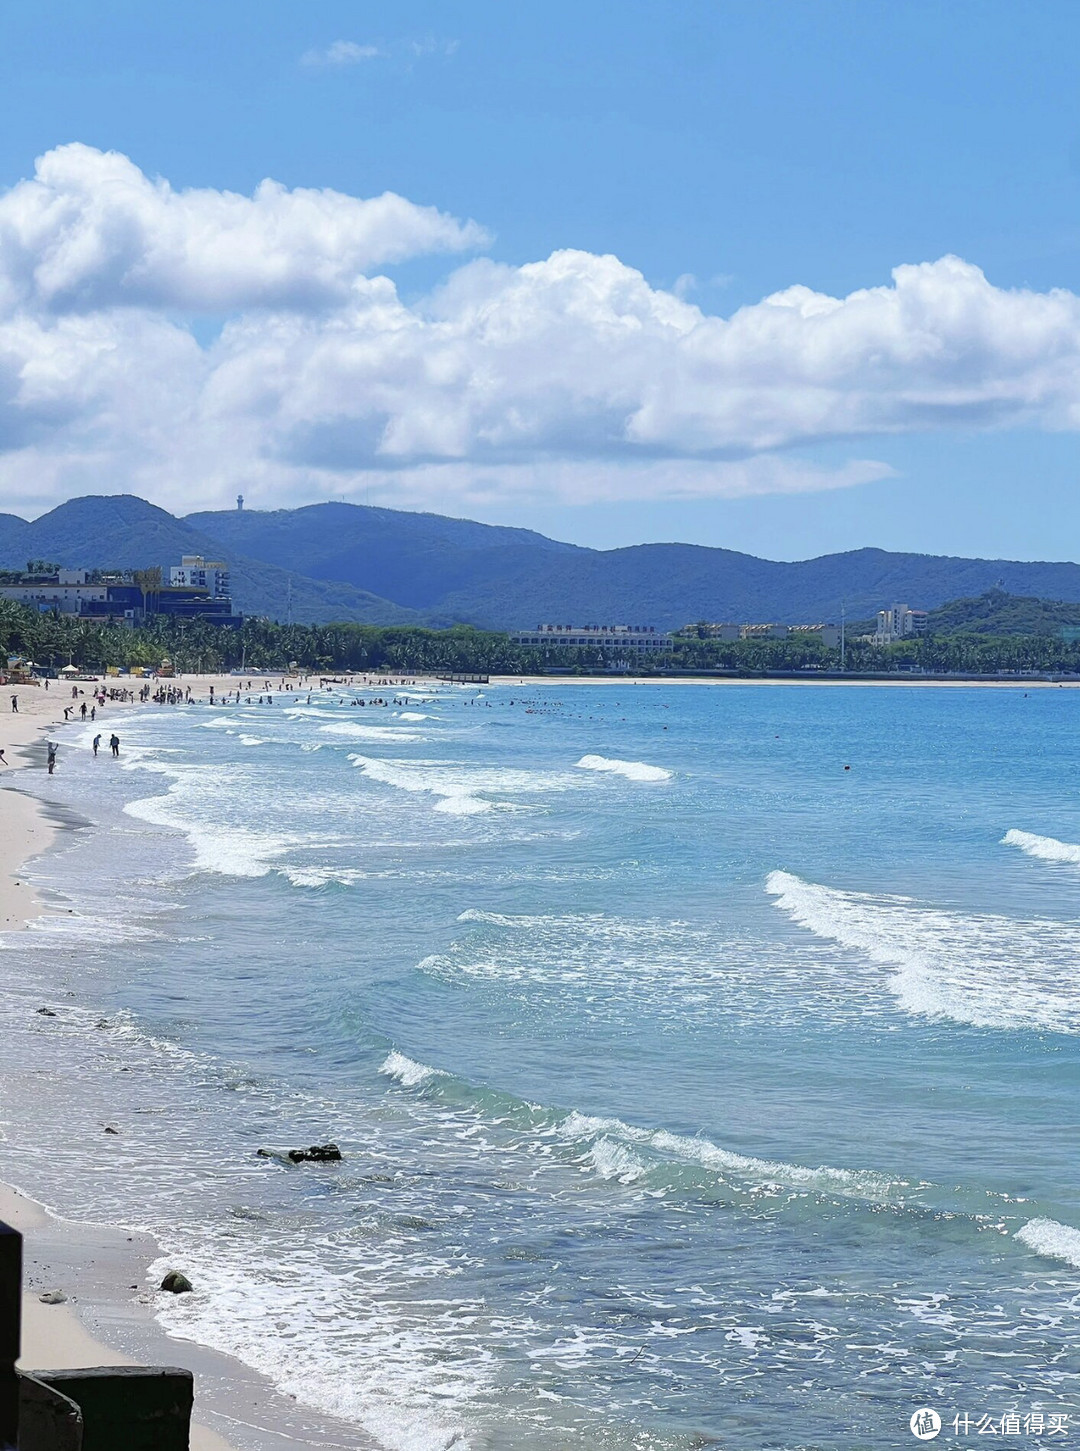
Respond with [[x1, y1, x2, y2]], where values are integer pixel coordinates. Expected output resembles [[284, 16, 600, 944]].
[[0, 674, 376, 1451]]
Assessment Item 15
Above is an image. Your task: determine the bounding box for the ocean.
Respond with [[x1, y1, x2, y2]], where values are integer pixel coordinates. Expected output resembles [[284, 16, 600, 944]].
[[4, 680, 1080, 1450]]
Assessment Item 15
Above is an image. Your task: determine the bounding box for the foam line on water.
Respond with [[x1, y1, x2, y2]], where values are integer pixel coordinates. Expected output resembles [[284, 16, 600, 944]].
[[1002, 829, 1080, 865], [348, 754, 577, 816], [380, 1052, 912, 1206], [575, 754, 671, 782], [1015, 1218, 1080, 1268], [349, 755, 494, 815], [767, 869, 1080, 1033], [557, 1110, 909, 1202], [319, 723, 428, 743]]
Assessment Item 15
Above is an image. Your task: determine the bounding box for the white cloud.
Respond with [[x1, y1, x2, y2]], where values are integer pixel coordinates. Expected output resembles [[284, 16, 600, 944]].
[[1, 146, 1080, 516], [300, 36, 457, 68], [0, 144, 488, 313], [301, 40, 384, 67]]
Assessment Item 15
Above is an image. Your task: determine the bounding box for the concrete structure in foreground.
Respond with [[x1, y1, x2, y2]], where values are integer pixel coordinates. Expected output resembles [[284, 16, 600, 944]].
[[873, 604, 928, 646], [512, 624, 672, 653]]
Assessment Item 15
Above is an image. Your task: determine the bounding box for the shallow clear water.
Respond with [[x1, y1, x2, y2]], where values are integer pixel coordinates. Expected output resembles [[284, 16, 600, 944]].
[[4, 681, 1080, 1449]]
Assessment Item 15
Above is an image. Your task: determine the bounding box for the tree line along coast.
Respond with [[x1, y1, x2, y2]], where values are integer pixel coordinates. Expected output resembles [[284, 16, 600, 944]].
[[6, 592, 1080, 679]]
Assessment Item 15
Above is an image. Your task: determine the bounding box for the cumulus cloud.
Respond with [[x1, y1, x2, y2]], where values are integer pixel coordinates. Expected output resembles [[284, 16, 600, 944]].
[[1, 145, 1079, 516], [0, 144, 488, 313]]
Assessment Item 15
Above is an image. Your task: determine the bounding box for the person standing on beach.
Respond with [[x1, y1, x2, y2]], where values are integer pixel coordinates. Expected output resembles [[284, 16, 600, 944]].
[[109, 733, 120, 757], [10, 695, 17, 713], [46, 742, 57, 775], [92, 734, 101, 757], [0, 748, 7, 765]]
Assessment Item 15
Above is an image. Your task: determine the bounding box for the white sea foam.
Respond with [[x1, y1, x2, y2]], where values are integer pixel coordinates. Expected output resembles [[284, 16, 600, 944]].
[[379, 1051, 449, 1087], [1015, 1217, 1080, 1268], [350, 756, 493, 815], [767, 869, 1080, 1033], [575, 754, 671, 782], [319, 722, 427, 743], [398, 712, 435, 721], [121, 758, 305, 879], [1002, 829, 1080, 866], [558, 1110, 906, 1201], [149, 1235, 488, 1451], [348, 754, 572, 816], [582, 1136, 649, 1184], [280, 865, 371, 888], [380, 1056, 908, 1205], [126, 793, 298, 878], [238, 735, 265, 747]]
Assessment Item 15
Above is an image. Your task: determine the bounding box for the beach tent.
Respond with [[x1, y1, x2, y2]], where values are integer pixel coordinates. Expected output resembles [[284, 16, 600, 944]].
[[60, 664, 79, 674]]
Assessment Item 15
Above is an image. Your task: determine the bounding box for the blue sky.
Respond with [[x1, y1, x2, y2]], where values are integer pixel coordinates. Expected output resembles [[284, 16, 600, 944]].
[[1, 0, 1080, 560]]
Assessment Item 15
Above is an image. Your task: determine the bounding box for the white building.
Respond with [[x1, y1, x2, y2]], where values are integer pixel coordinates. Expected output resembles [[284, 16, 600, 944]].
[[739, 623, 791, 640], [511, 624, 671, 653], [873, 604, 928, 646], [0, 581, 108, 614], [169, 556, 231, 597]]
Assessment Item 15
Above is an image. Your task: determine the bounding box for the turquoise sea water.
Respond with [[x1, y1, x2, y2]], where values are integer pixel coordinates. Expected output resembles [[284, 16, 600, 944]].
[[4, 681, 1080, 1449]]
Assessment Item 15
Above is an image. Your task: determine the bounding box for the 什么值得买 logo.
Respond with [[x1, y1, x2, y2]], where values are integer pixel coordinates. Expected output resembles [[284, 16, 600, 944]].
[[910, 1408, 941, 1440]]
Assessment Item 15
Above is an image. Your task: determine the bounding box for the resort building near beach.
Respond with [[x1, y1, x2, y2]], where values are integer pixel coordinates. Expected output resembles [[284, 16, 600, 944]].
[[678, 621, 841, 647], [511, 624, 672, 653], [873, 604, 928, 646], [0, 563, 236, 624], [168, 556, 232, 598]]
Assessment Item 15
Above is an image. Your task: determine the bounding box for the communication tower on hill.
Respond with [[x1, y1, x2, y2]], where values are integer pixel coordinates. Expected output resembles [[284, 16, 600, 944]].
[[236, 493, 244, 511]]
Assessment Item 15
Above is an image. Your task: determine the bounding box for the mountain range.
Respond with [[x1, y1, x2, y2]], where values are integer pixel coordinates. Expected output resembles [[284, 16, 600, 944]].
[[4, 493, 1080, 631]]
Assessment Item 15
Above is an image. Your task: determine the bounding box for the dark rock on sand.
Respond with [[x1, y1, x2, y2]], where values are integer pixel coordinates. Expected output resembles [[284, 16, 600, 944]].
[[38, 1290, 67, 1305], [160, 1271, 193, 1294]]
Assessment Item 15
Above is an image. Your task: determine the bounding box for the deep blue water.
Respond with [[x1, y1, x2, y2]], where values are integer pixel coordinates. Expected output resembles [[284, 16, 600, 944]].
[[4, 680, 1080, 1450]]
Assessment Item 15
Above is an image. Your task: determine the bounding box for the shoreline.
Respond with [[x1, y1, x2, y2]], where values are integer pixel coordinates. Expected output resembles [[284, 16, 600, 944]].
[[0, 675, 373, 1450]]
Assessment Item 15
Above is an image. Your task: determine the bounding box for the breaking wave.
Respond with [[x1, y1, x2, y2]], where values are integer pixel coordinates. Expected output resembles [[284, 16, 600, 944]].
[[767, 870, 1080, 1033], [575, 754, 672, 782], [379, 1051, 450, 1087], [379, 1051, 912, 1207], [1015, 1217, 1080, 1268], [1002, 829, 1080, 866]]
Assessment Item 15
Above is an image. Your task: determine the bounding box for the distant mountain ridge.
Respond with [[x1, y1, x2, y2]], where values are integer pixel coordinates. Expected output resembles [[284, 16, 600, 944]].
[[5, 493, 1080, 628], [0, 496, 421, 625]]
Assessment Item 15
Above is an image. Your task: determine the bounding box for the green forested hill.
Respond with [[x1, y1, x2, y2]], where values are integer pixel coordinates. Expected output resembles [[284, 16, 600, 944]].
[[9, 494, 1080, 629], [926, 590, 1080, 636]]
